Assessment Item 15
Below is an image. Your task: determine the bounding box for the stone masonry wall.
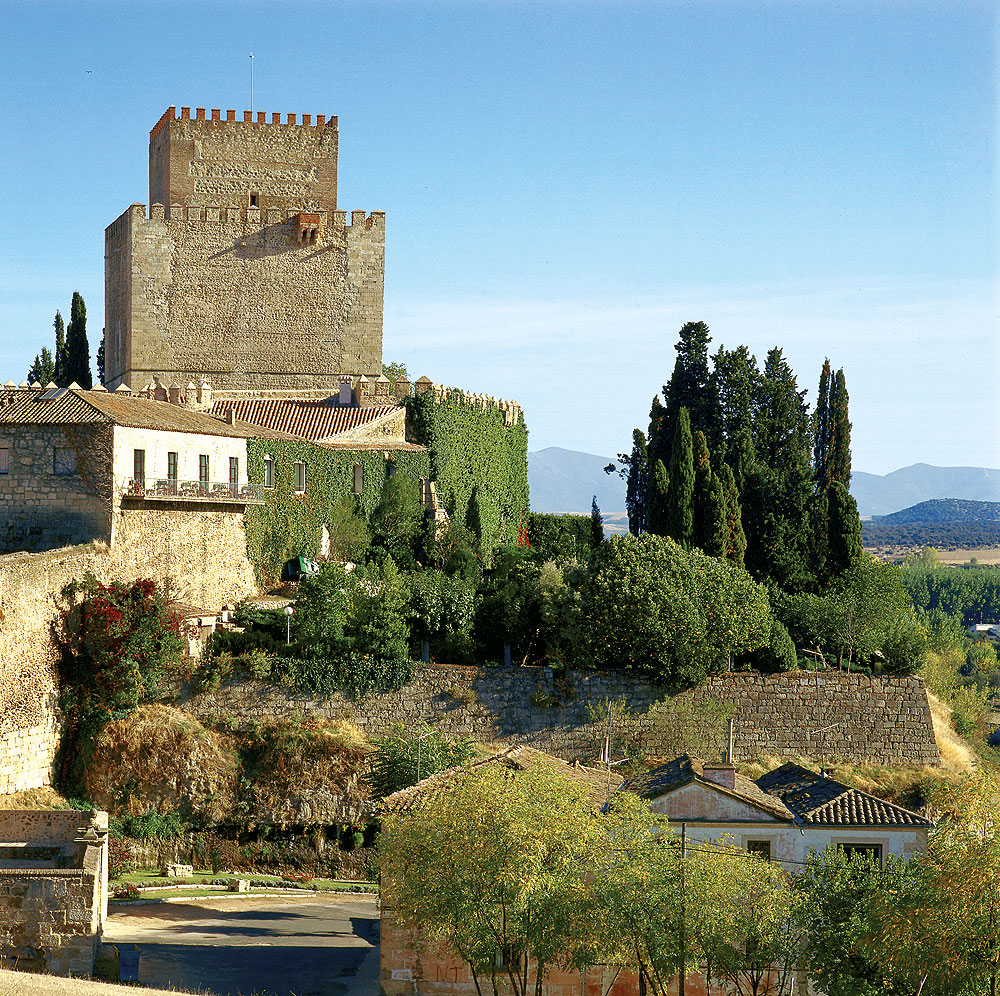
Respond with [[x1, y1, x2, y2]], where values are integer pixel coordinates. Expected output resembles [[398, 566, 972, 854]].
[[0, 424, 113, 554], [180, 667, 940, 767], [0, 810, 108, 977], [105, 203, 384, 393]]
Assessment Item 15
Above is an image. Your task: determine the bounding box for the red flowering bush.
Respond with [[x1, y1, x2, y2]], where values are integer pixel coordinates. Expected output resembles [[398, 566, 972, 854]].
[[112, 883, 140, 901]]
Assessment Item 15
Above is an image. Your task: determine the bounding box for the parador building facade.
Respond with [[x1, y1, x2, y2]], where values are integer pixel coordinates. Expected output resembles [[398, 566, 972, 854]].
[[104, 105, 385, 395]]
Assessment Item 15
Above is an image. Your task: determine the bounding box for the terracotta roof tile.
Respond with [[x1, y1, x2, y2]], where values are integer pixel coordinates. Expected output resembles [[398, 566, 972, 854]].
[[756, 763, 931, 827], [211, 399, 401, 442], [381, 745, 612, 815], [0, 388, 250, 438]]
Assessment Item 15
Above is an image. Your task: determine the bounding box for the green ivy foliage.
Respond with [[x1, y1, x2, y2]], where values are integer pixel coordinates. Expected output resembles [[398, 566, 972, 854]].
[[526, 513, 601, 564], [244, 438, 430, 585], [407, 390, 529, 563]]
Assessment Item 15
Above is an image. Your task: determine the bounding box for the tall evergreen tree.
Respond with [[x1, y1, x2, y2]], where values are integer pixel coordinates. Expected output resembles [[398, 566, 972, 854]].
[[720, 463, 747, 568], [829, 368, 852, 487], [757, 348, 811, 474], [692, 430, 725, 556], [52, 311, 67, 386], [826, 481, 862, 575], [65, 292, 92, 389], [96, 330, 106, 386], [647, 458, 670, 538], [663, 408, 695, 547], [813, 358, 833, 489], [658, 321, 720, 454], [711, 344, 762, 463], [624, 429, 648, 536], [27, 348, 55, 386], [590, 496, 604, 549]]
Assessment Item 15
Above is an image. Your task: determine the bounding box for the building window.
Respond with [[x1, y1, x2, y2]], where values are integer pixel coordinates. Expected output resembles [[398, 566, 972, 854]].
[[199, 454, 209, 495], [133, 448, 145, 484], [249, 191, 259, 208], [353, 463, 363, 494], [263, 455, 273, 489], [167, 452, 178, 481], [294, 461, 307, 494], [53, 447, 77, 476], [838, 843, 882, 866], [229, 456, 239, 495], [0, 446, 9, 475], [746, 840, 771, 862]]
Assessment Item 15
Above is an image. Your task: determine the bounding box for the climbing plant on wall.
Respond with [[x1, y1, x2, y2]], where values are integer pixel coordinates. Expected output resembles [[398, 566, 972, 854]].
[[244, 438, 430, 585], [406, 390, 529, 563]]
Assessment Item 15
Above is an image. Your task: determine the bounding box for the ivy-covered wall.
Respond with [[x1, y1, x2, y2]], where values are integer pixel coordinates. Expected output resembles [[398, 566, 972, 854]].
[[407, 391, 529, 561], [245, 438, 430, 584]]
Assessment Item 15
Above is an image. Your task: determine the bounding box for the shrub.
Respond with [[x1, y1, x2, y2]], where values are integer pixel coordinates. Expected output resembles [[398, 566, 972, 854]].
[[108, 837, 137, 880], [112, 883, 140, 900], [369, 723, 477, 798]]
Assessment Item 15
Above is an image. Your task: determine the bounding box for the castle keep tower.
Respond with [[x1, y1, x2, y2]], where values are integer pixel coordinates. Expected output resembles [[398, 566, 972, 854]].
[[104, 106, 384, 394]]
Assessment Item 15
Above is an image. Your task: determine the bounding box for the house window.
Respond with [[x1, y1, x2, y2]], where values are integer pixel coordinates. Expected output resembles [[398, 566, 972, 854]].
[[199, 454, 209, 495], [746, 840, 771, 862], [353, 463, 363, 494], [263, 455, 273, 489], [53, 447, 77, 476], [839, 843, 882, 866], [230, 456, 239, 495], [387, 462, 397, 477], [0, 446, 9, 474], [167, 452, 178, 481], [133, 449, 145, 484], [294, 461, 307, 494]]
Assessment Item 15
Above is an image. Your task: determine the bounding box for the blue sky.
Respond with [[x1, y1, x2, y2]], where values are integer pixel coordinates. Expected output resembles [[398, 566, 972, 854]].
[[0, 0, 996, 475]]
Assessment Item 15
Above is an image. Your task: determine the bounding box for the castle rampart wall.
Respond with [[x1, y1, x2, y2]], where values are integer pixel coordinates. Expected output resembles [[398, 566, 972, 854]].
[[104, 204, 384, 392]]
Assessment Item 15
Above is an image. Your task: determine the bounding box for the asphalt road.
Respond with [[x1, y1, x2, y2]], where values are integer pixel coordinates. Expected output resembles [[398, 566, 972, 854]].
[[102, 893, 381, 996]]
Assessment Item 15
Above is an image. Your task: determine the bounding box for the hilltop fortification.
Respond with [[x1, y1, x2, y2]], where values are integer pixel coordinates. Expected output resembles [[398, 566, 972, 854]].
[[104, 106, 384, 394]]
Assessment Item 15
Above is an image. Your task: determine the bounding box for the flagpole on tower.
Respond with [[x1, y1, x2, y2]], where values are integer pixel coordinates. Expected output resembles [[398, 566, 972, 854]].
[[249, 52, 254, 115]]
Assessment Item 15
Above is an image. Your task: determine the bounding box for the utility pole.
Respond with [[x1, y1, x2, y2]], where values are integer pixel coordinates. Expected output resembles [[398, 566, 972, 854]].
[[679, 823, 686, 996]]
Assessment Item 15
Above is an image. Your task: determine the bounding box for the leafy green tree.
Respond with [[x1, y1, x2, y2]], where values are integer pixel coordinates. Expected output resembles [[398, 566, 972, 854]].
[[407, 569, 477, 662], [324, 492, 372, 563], [692, 430, 726, 557], [382, 361, 409, 391], [874, 775, 1000, 996], [65, 291, 92, 389], [379, 757, 598, 996], [53, 310, 67, 386], [475, 546, 542, 665], [292, 561, 354, 658], [27, 347, 55, 386], [664, 408, 695, 547], [582, 534, 771, 685], [797, 845, 915, 996], [368, 722, 476, 797], [536, 560, 586, 667], [349, 557, 411, 661], [370, 472, 423, 565]]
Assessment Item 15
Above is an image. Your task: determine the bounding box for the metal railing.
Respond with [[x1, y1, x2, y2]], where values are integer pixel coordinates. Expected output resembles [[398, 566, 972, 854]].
[[121, 477, 265, 503]]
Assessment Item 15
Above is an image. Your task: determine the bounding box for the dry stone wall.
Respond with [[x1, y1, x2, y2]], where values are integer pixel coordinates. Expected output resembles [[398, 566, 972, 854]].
[[179, 667, 940, 767]]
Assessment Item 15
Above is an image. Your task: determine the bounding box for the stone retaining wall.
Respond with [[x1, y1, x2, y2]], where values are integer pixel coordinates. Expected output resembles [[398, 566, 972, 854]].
[[180, 666, 940, 767]]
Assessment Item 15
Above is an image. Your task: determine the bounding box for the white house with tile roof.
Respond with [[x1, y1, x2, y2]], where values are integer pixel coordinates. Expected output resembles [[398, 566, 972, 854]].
[[619, 755, 931, 867]]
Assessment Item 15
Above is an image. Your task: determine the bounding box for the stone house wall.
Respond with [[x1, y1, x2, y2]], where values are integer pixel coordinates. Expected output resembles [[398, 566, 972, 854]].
[[0, 810, 108, 977], [180, 667, 940, 767]]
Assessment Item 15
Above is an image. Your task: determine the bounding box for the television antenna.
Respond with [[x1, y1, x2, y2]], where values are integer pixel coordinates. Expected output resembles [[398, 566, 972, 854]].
[[249, 52, 254, 115]]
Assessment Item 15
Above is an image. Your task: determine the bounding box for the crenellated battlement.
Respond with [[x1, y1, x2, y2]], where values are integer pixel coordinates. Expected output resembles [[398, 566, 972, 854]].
[[106, 203, 385, 234], [150, 105, 336, 142]]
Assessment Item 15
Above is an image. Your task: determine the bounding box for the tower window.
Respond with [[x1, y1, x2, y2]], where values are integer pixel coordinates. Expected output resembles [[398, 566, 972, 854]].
[[249, 192, 259, 208]]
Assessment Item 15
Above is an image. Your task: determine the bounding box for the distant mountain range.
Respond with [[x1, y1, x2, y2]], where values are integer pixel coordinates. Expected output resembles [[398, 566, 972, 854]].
[[863, 498, 1000, 548], [528, 448, 1000, 521]]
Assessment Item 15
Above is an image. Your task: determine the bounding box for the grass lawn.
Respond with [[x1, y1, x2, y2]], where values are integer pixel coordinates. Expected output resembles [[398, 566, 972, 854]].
[[110, 870, 376, 901]]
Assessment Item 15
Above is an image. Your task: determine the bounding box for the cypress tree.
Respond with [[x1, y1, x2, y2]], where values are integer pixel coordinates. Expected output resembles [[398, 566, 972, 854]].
[[813, 358, 832, 489], [757, 348, 810, 474], [647, 458, 671, 537], [719, 463, 747, 568], [96, 331, 106, 387], [660, 321, 721, 457], [590, 496, 604, 550], [808, 486, 830, 585], [711, 343, 762, 463], [27, 348, 55, 386], [53, 311, 67, 386], [624, 429, 648, 536], [702, 473, 728, 558], [664, 408, 695, 547], [65, 292, 92, 389], [827, 481, 862, 576], [829, 368, 852, 487]]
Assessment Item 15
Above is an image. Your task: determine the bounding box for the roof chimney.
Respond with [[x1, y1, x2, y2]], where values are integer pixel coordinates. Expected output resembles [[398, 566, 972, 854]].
[[225, 407, 236, 426], [701, 763, 737, 791]]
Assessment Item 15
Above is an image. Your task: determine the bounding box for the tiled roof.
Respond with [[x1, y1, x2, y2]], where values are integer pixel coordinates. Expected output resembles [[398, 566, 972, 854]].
[[0, 388, 250, 438], [756, 763, 931, 827], [211, 398, 401, 442], [620, 755, 794, 820], [316, 439, 426, 453], [382, 745, 612, 815]]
